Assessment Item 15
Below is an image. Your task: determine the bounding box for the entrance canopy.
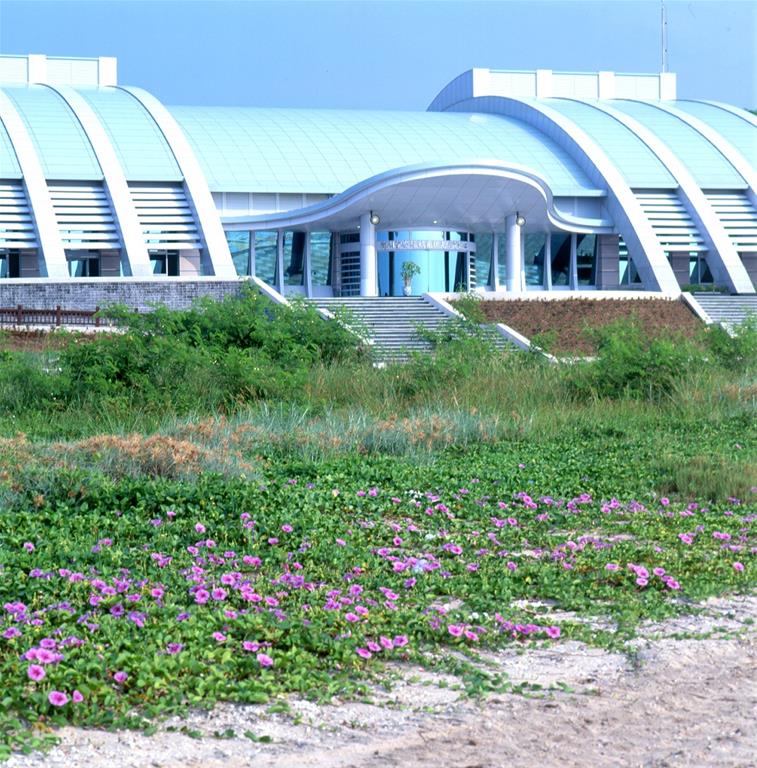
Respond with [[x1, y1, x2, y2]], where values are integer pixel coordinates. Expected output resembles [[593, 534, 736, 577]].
[[221, 162, 610, 234]]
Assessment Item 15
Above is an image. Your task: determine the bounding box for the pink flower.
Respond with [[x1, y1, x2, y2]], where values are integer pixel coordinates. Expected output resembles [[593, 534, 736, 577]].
[[546, 626, 561, 639], [281, 524, 293, 533], [356, 647, 372, 659], [194, 589, 210, 605], [660, 497, 670, 507], [212, 632, 226, 643], [344, 612, 359, 623], [256, 653, 274, 668], [653, 567, 666, 577], [447, 624, 464, 637], [27, 664, 45, 682], [211, 588, 227, 601], [195, 523, 206, 534], [380, 635, 394, 650], [733, 562, 745, 572], [72, 690, 84, 703], [636, 577, 648, 587], [393, 635, 409, 648], [605, 563, 620, 571], [166, 643, 183, 655], [48, 691, 68, 707], [23, 542, 34, 552], [114, 671, 128, 684], [242, 640, 259, 652]]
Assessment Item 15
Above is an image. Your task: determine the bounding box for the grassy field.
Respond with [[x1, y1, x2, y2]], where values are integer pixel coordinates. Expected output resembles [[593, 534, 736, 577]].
[[0, 292, 754, 758]]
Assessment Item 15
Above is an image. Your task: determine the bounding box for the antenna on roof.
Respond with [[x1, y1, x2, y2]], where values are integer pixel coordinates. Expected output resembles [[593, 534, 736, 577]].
[[660, 0, 668, 73]]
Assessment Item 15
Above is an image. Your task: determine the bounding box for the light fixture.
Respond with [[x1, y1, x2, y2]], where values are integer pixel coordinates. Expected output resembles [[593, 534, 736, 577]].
[[369, 211, 380, 225], [432, 219, 438, 225], [515, 212, 526, 227]]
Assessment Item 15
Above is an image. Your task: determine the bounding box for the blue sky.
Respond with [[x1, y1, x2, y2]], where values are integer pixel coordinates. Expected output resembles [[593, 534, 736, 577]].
[[0, 0, 755, 109]]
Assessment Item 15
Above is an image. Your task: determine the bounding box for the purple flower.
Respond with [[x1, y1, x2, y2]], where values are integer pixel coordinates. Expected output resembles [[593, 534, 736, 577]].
[[545, 626, 561, 639], [48, 691, 68, 707], [281, 524, 293, 533], [166, 643, 184, 655], [114, 671, 128, 684], [605, 563, 620, 571], [27, 664, 46, 682], [72, 690, 84, 703], [356, 647, 372, 659], [211, 588, 227, 601], [447, 624, 464, 637], [256, 653, 273, 667], [393, 635, 409, 648], [733, 561, 745, 572], [195, 523, 206, 533], [23, 542, 34, 552]]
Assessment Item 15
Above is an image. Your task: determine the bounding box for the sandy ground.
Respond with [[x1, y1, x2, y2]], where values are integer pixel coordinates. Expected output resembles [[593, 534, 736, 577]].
[[8, 595, 756, 768]]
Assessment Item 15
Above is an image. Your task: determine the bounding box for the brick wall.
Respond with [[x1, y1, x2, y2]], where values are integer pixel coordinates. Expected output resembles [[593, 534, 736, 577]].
[[0, 278, 248, 312]]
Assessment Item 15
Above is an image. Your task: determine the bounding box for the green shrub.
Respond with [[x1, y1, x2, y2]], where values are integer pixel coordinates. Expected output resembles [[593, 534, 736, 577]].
[[700, 315, 757, 372], [567, 318, 704, 400]]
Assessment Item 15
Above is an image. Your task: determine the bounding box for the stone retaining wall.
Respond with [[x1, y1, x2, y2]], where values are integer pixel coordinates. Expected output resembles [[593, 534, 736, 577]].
[[0, 278, 247, 312]]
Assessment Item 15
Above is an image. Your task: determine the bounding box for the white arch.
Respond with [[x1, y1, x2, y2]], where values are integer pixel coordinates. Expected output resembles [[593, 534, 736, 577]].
[[696, 101, 757, 130], [0, 88, 67, 278], [626, 100, 756, 201], [43, 84, 153, 277], [435, 96, 679, 293], [117, 86, 236, 277], [565, 99, 753, 294]]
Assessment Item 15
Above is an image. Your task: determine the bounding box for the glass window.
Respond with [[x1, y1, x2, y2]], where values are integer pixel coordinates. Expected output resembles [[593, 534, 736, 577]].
[[340, 232, 360, 245], [689, 254, 713, 284], [253, 231, 278, 285], [0, 251, 20, 278], [550, 233, 571, 287], [524, 233, 546, 287], [497, 232, 507, 286], [474, 232, 493, 288], [310, 232, 332, 287], [576, 234, 597, 286], [282, 232, 305, 286], [225, 231, 251, 276]]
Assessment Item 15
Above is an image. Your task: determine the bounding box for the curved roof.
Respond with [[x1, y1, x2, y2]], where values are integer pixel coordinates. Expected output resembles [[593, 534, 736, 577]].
[[541, 98, 676, 188], [76, 87, 182, 181], [671, 101, 757, 162], [168, 106, 598, 196], [609, 99, 746, 188], [2, 85, 101, 180]]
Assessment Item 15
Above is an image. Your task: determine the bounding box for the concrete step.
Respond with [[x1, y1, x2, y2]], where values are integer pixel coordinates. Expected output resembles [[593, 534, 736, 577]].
[[693, 294, 757, 326], [309, 296, 511, 360]]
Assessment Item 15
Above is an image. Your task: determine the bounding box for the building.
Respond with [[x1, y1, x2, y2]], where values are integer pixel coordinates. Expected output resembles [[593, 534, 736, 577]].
[[0, 54, 755, 309]]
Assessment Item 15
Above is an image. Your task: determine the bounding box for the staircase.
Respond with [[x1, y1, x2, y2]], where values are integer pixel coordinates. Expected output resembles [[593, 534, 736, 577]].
[[309, 296, 453, 360], [693, 293, 757, 327]]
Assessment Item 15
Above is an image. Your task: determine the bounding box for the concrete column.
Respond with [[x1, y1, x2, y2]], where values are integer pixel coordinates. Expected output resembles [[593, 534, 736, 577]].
[[544, 235, 552, 290], [359, 213, 377, 296], [505, 215, 523, 293]]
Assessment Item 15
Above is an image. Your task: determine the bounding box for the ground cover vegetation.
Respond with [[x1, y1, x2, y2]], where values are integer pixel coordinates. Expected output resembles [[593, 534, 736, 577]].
[[0, 290, 754, 758], [451, 296, 704, 356]]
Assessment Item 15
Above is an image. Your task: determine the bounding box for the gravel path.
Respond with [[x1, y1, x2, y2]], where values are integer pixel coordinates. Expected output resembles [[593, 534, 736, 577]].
[[8, 595, 756, 768]]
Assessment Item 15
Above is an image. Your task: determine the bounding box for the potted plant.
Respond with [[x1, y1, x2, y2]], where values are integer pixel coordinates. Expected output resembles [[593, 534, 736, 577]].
[[400, 260, 421, 296]]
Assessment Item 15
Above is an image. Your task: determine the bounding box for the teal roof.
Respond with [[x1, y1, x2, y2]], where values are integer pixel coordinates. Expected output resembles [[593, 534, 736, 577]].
[[542, 98, 676, 188], [168, 106, 597, 196], [610, 100, 746, 189], [0, 112, 20, 178], [672, 101, 757, 165], [3, 85, 101, 180], [76, 87, 182, 181]]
